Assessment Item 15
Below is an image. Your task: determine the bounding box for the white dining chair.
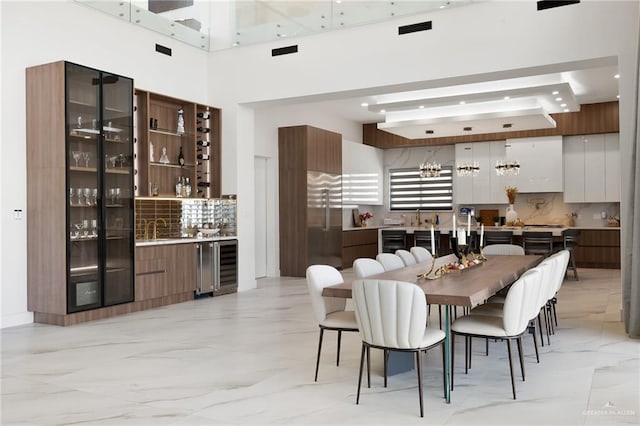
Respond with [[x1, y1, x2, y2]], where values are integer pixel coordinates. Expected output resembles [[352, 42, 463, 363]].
[[376, 253, 405, 271], [544, 250, 570, 335], [451, 268, 541, 399], [410, 246, 433, 263], [353, 258, 385, 278], [352, 279, 446, 417], [306, 265, 359, 382], [482, 244, 525, 256], [395, 249, 416, 266]]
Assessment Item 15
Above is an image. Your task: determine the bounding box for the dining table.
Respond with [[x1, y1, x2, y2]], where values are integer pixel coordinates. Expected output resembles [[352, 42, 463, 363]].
[[322, 253, 543, 403]]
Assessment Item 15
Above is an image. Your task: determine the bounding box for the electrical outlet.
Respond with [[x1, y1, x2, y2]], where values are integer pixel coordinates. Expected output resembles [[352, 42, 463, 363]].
[[601, 211, 608, 219], [13, 209, 23, 220]]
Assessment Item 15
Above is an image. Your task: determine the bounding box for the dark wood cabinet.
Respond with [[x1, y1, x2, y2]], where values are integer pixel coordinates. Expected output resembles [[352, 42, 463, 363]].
[[342, 229, 379, 268], [135, 244, 196, 301], [574, 229, 620, 269], [278, 125, 342, 277]]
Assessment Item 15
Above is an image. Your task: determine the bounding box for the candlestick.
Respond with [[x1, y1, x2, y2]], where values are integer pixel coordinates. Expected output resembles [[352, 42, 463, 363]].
[[430, 224, 435, 256], [467, 212, 471, 236], [480, 224, 484, 247], [452, 214, 456, 233]]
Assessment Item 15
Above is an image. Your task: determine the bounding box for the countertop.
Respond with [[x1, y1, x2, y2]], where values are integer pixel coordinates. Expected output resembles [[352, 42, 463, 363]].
[[136, 236, 237, 247], [344, 225, 620, 236]]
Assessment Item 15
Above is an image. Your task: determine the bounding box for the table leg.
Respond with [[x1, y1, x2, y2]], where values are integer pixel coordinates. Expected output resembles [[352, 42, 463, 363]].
[[445, 303, 451, 403]]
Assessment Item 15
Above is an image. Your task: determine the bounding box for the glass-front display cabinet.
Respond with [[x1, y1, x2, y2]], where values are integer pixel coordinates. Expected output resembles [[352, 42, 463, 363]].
[[27, 61, 134, 323]]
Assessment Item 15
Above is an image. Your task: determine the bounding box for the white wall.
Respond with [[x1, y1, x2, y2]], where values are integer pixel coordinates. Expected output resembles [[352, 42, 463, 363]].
[[0, 0, 209, 327], [2, 1, 639, 327]]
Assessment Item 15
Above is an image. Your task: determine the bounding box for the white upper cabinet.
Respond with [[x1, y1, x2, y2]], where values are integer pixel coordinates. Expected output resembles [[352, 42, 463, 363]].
[[563, 133, 619, 203], [454, 140, 507, 204], [604, 133, 620, 202], [505, 136, 564, 193], [342, 140, 384, 205]]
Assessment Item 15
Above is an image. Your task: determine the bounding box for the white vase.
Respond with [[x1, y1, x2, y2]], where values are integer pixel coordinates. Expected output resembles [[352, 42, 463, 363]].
[[506, 204, 518, 225]]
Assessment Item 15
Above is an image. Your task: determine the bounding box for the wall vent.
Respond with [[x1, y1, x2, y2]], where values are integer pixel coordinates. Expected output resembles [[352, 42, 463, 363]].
[[537, 1, 580, 11], [272, 45, 298, 57], [398, 21, 432, 35], [155, 44, 172, 56]]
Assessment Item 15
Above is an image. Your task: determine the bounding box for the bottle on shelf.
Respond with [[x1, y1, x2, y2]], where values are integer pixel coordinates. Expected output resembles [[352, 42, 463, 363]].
[[185, 178, 192, 197], [197, 126, 210, 133], [178, 146, 185, 166], [197, 112, 210, 119], [197, 153, 210, 160], [197, 139, 210, 147], [175, 176, 183, 198]]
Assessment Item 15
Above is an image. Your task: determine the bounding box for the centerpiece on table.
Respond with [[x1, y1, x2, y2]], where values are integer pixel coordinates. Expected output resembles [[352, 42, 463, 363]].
[[505, 186, 519, 225], [359, 212, 373, 227]]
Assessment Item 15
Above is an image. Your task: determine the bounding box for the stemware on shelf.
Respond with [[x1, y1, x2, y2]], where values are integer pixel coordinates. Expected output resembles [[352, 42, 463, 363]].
[[72, 150, 81, 167]]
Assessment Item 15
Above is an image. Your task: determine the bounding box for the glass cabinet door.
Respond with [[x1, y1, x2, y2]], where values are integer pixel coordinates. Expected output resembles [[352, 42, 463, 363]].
[[66, 63, 102, 312], [65, 62, 134, 312], [102, 71, 134, 306]]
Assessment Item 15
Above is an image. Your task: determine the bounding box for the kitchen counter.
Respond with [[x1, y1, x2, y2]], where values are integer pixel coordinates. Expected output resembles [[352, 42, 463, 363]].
[[136, 236, 237, 247]]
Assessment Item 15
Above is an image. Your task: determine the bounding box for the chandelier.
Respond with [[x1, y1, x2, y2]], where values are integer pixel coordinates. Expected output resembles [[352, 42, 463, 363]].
[[495, 160, 520, 176], [419, 161, 441, 178], [456, 162, 480, 177]]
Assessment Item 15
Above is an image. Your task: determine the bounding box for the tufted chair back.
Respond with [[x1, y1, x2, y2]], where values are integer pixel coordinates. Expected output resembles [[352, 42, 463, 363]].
[[352, 279, 427, 349], [410, 246, 433, 263], [306, 265, 347, 324], [482, 244, 525, 256], [395, 249, 417, 266], [502, 268, 541, 336], [376, 253, 405, 271], [353, 258, 385, 278]]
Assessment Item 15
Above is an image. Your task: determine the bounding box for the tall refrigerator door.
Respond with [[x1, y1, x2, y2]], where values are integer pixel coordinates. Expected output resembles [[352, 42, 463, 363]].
[[195, 243, 214, 295], [307, 171, 342, 268]]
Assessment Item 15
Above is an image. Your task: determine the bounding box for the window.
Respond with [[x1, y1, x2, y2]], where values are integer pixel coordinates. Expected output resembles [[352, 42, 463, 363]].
[[389, 167, 453, 211]]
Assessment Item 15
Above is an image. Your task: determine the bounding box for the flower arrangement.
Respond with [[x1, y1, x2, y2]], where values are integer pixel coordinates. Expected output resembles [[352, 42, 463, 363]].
[[505, 186, 519, 204], [359, 212, 373, 222]]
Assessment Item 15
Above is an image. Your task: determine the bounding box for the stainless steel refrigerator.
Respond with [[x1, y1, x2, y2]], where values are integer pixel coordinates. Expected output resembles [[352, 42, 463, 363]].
[[307, 171, 342, 268]]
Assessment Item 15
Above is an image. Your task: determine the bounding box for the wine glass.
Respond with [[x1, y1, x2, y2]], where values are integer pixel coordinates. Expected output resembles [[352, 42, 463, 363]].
[[92, 188, 98, 205], [91, 219, 98, 238], [84, 188, 92, 205], [73, 223, 83, 239], [117, 153, 126, 168], [72, 151, 81, 167], [110, 155, 118, 169], [69, 187, 75, 205], [83, 152, 91, 168], [76, 188, 83, 205]]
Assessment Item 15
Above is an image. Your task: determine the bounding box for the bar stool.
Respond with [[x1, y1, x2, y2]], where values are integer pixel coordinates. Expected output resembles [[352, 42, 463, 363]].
[[562, 229, 580, 280], [484, 230, 513, 246], [522, 231, 554, 257], [414, 230, 440, 256]]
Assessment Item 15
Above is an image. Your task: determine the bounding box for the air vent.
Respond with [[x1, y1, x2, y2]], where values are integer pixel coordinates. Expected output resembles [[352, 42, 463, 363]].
[[503, 123, 513, 128], [463, 127, 472, 131], [272, 45, 298, 56], [425, 130, 434, 134], [155, 44, 172, 56], [537, 1, 580, 11], [398, 21, 432, 35]]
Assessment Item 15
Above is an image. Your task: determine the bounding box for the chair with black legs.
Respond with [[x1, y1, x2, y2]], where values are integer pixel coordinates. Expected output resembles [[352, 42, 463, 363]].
[[414, 230, 440, 256], [484, 230, 514, 246], [352, 279, 446, 417], [381, 230, 407, 253], [306, 265, 359, 382], [562, 229, 580, 280]]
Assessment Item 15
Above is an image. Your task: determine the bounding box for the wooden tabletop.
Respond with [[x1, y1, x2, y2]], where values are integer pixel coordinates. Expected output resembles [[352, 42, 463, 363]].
[[323, 254, 542, 307]]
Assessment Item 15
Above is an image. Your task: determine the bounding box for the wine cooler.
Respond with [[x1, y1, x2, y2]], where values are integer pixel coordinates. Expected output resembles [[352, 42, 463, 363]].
[[195, 240, 238, 297]]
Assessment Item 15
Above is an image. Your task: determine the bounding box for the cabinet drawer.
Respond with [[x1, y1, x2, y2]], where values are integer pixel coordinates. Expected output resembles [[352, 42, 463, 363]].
[[343, 229, 378, 247]]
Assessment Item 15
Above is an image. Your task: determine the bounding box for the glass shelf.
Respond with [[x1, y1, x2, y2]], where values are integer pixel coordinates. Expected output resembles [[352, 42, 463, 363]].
[[149, 162, 195, 169], [69, 166, 98, 173], [105, 168, 130, 175], [149, 128, 192, 137]]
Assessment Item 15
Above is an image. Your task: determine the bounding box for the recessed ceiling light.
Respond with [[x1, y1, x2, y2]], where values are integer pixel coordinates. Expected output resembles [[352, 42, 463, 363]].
[[617, 94, 620, 99], [440, 5, 445, 8], [614, 74, 620, 79], [564, 108, 570, 112], [360, 102, 368, 107], [552, 91, 559, 95], [463, 126, 472, 131], [419, 105, 425, 109], [560, 103, 567, 107], [379, 109, 385, 113], [425, 130, 434, 134], [503, 96, 510, 100], [555, 97, 563, 101], [459, 101, 466, 105]]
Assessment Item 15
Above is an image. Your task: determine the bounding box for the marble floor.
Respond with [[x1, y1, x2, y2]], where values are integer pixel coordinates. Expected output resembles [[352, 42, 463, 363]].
[[2, 268, 638, 425]]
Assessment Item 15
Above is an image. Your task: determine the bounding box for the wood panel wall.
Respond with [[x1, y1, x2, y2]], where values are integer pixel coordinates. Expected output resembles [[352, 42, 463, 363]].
[[363, 101, 619, 148]]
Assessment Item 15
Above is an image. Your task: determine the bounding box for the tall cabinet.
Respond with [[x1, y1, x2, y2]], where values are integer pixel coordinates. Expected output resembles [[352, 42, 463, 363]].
[[26, 61, 135, 325], [279, 125, 342, 277]]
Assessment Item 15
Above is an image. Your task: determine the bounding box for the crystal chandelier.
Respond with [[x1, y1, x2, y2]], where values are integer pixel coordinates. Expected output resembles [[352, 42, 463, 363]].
[[419, 161, 441, 178], [456, 162, 480, 177], [495, 160, 520, 176]]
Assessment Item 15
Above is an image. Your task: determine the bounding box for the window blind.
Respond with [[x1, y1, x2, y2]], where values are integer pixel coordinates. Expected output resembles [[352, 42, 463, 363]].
[[389, 167, 453, 211]]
